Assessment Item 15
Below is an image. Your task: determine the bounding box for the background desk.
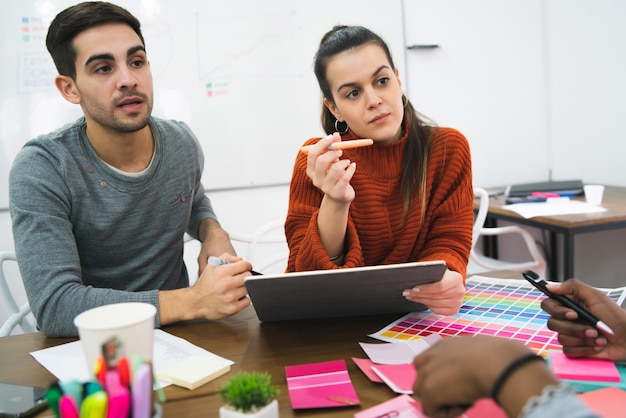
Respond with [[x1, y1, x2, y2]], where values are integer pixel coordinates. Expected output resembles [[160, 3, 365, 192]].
[[0, 307, 419, 418], [480, 185, 626, 280]]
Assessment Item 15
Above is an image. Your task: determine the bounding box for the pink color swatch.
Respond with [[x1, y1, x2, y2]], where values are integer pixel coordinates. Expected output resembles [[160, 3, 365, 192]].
[[285, 360, 360, 409]]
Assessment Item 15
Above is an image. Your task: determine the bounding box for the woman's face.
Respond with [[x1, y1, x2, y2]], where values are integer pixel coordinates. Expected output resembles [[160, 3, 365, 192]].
[[323, 43, 404, 144]]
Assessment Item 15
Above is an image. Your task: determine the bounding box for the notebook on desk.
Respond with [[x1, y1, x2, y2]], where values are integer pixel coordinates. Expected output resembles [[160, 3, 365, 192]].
[[505, 179, 584, 197], [244, 261, 447, 321]]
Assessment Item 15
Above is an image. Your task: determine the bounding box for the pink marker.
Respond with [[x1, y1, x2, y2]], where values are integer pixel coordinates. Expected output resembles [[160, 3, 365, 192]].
[[59, 394, 79, 418]]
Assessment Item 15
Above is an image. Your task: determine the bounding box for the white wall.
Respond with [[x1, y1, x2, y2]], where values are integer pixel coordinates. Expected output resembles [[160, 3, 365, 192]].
[[546, 0, 626, 184], [403, 0, 550, 188]]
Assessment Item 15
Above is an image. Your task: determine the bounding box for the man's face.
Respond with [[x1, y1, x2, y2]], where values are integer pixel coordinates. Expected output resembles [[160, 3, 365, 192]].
[[67, 22, 153, 134]]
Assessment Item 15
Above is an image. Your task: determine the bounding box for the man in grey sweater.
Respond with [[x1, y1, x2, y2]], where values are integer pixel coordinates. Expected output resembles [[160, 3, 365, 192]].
[[9, 2, 253, 337]]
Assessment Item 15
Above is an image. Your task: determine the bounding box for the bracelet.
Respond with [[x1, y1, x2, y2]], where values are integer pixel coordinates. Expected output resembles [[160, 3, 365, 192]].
[[491, 353, 544, 405]]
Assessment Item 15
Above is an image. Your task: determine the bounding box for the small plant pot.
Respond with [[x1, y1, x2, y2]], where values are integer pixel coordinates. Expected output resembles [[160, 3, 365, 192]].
[[219, 399, 279, 418]]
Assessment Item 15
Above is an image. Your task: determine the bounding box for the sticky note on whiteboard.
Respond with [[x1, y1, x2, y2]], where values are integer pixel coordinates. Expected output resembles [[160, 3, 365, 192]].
[[549, 351, 621, 382]]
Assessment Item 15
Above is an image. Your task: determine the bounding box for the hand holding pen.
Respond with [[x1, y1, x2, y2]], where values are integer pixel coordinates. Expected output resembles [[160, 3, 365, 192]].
[[523, 270, 614, 335], [527, 272, 626, 361], [302, 133, 364, 204]]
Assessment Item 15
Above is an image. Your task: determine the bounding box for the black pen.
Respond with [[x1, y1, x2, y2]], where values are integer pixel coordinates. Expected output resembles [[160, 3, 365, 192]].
[[522, 270, 614, 335]]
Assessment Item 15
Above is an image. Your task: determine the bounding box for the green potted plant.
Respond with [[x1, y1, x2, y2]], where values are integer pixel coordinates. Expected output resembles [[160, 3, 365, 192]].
[[219, 371, 280, 418]]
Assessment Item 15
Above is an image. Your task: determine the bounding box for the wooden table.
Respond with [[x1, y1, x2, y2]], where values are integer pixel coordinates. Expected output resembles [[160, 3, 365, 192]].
[[479, 185, 626, 280], [0, 307, 420, 417]]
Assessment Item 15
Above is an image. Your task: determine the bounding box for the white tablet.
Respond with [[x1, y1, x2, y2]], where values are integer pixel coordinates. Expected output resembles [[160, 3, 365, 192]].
[[244, 260, 446, 321]]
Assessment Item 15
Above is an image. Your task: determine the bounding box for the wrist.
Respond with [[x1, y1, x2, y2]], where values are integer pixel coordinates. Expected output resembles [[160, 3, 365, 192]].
[[158, 287, 199, 325], [492, 353, 558, 417], [491, 353, 545, 403]]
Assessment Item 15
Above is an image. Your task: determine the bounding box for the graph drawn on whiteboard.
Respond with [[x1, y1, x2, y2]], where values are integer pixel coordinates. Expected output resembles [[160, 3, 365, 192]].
[[193, 5, 308, 105], [188, 2, 321, 190], [195, 9, 302, 81]]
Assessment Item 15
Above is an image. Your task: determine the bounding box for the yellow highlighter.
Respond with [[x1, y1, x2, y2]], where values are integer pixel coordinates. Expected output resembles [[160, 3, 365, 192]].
[[80, 391, 108, 418]]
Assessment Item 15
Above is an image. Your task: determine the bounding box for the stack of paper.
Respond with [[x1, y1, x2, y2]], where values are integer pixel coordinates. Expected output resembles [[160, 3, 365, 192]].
[[155, 355, 231, 390]]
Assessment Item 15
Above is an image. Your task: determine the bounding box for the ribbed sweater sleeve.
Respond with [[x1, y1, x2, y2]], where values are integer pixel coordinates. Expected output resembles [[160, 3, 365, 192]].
[[285, 127, 473, 279]]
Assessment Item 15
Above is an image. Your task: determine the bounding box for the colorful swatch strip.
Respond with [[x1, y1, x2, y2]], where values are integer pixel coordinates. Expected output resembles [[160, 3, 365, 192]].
[[371, 276, 626, 357]]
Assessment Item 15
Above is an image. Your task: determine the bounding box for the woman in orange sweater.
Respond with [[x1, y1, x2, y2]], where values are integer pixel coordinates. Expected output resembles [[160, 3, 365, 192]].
[[285, 25, 474, 315]]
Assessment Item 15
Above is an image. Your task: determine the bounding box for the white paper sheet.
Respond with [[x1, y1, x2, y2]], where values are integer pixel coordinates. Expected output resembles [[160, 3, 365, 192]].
[[30, 329, 233, 388], [359, 334, 442, 364], [503, 198, 607, 219]]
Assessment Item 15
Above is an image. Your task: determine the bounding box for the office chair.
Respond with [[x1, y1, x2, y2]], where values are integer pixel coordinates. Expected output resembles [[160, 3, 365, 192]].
[[184, 220, 289, 275], [229, 219, 288, 274], [471, 187, 547, 278], [0, 251, 37, 336]]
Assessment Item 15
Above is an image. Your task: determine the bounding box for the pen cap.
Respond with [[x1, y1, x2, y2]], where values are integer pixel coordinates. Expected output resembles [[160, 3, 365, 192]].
[[74, 303, 156, 378]]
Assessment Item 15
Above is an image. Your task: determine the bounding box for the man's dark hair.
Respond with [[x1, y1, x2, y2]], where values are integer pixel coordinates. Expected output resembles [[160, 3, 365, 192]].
[[46, 1, 145, 79]]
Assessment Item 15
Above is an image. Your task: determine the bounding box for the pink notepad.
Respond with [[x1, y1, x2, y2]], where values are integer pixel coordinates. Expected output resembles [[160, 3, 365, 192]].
[[285, 360, 360, 409], [579, 386, 626, 417], [371, 363, 416, 394], [550, 351, 621, 382], [355, 395, 507, 418], [353, 358, 417, 394], [352, 358, 384, 383], [354, 394, 423, 418]]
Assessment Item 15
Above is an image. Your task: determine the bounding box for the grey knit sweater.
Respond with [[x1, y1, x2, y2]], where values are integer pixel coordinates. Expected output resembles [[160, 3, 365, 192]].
[[9, 117, 217, 337]]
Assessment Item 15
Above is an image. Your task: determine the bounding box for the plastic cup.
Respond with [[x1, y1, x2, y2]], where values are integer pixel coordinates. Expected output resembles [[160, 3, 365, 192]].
[[73, 302, 156, 375], [584, 185, 604, 205]]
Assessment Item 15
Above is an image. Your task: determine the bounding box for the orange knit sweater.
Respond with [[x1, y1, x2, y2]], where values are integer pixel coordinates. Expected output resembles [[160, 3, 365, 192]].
[[285, 127, 474, 278]]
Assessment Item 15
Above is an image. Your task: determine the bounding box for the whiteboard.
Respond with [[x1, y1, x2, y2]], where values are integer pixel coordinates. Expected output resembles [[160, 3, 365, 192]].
[[0, 0, 406, 209]]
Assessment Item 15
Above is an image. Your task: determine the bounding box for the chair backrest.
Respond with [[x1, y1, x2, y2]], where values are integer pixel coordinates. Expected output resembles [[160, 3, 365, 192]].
[[0, 251, 37, 336], [473, 187, 490, 249], [229, 219, 288, 274], [470, 187, 547, 278]]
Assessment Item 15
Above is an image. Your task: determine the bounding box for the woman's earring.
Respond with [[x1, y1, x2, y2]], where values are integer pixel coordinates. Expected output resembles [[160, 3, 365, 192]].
[[334, 119, 349, 134], [402, 94, 408, 108]]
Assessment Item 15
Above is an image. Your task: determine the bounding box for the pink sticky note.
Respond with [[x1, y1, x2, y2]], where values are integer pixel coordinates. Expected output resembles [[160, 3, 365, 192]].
[[579, 386, 626, 418], [285, 360, 360, 409], [355, 394, 424, 418], [371, 363, 416, 394], [355, 395, 507, 418], [550, 351, 621, 382], [352, 358, 384, 383]]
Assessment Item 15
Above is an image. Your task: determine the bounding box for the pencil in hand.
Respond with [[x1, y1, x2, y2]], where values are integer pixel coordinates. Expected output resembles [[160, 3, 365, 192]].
[[300, 139, 374, 154]]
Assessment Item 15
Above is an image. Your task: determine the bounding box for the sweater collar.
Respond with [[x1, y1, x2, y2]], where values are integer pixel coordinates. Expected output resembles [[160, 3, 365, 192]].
[[343, 124, 409, 179]]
